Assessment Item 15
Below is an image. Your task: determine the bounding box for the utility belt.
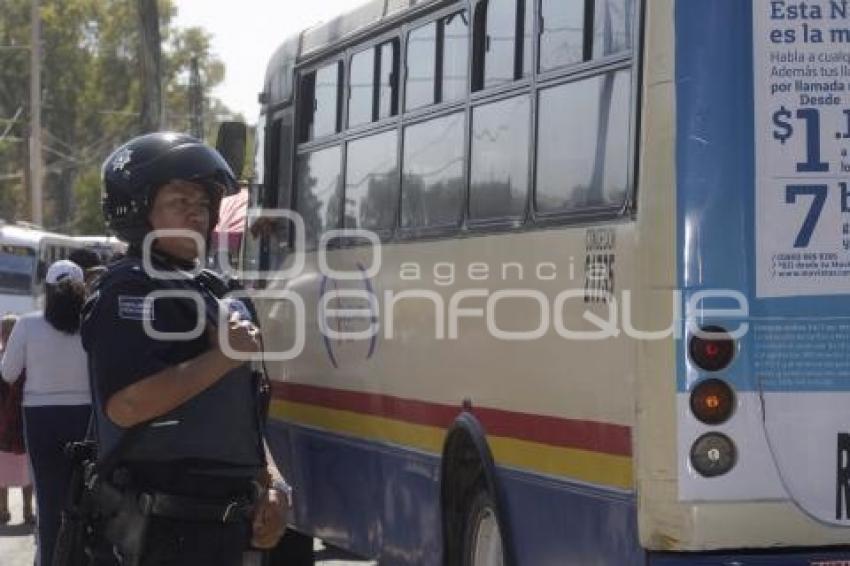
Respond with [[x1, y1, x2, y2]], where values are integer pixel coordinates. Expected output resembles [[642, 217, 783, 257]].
[[53, 441, 259, 566], [91, 471, 259, 523], [145, 491, 257, 523], [88, 466, 260, 563]]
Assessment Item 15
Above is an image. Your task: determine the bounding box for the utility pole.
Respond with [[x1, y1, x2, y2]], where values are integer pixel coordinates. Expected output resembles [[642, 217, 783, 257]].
[[29, 0, 43, 226], [188, 57, 204, 139], [138, 0, 163, 133]]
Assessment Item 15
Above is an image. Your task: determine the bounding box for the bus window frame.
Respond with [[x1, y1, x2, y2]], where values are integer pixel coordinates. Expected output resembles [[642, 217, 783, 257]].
[[402, 5, 472, 116], [292, 142, 345, 252], [345, 30, 403, 138], [528, 0, 640, 226], [397, 106, 469, 240], [530, 56, 636, 225], [341, 123, 402, 242], [297, 56, 346, 144], [466, 88, 534, 231], [282, 0, 643, 251], [472, 0, 533, 93]]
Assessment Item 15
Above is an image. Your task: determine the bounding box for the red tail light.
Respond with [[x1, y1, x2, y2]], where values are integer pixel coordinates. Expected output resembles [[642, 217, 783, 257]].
[[689, 326, 734, 372]]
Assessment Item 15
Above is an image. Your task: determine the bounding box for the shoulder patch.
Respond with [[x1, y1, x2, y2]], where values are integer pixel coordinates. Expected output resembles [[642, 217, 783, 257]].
[[118, 295, 155, 321]]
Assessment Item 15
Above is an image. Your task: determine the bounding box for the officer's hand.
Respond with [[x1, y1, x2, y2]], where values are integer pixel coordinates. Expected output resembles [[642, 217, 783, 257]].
[[208, 312, 261, 360], [251, 486, 288, 549]]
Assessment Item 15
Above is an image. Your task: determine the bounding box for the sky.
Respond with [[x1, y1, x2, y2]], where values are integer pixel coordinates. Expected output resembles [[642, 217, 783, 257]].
[[172, 0, 369, 123]]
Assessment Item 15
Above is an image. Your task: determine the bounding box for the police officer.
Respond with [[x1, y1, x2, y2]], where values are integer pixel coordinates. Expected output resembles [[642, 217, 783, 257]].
[[80, 132, 289, 565]]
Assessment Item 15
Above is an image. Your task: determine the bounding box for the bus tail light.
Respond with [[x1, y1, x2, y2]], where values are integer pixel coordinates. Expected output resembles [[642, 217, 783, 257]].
[[690, 378, 735, 425], [690, 432, 737, 478], [689, 326, 735, 371]]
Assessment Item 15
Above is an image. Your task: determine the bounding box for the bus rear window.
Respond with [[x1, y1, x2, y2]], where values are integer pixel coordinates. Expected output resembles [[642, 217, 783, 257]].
[[0, 245, 35, 295]]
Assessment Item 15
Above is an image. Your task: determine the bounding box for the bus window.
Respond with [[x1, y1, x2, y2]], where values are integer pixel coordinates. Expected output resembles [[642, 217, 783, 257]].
[[535, 69, 631, 213], [294, 145, 342, 246], [539, 0, 585, 71], [470, 95, 530, 221], [406, 11, 468, 111], [401, 111, 465, 229], [593, 0, 634, 59], [473, 0, 533, 90], [405, 22, 437, 110], [439, 12, 469, 103], [349, 48, 375, 128], [299, 61, 343, 142], [344, 130, 399, 233], [0, 245, 35, 296], [350, 39, 400, 128], [377, 40, 399, 120]]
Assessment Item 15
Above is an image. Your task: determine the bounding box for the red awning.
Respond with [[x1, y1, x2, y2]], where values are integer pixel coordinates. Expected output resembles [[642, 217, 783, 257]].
[[212, 187, 248, 251]]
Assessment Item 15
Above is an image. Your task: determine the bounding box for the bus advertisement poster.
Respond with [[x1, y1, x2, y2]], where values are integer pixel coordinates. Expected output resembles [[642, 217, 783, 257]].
[[754, 0, 850, 298]]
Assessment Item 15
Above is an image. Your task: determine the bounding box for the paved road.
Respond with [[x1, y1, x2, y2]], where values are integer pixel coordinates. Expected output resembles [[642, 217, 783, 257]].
[[0, 487, 375, 566]]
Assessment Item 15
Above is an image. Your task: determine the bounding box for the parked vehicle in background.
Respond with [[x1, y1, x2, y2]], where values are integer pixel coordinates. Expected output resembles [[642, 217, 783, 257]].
[[0, 222, 83, 316]]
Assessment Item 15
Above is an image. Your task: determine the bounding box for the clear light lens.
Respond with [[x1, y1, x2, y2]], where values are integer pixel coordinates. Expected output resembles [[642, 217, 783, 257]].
[[690, 433, 737, 478]]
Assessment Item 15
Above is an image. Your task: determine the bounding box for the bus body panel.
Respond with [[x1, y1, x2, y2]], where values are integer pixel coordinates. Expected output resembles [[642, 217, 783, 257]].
[[642, 0, 850, 552], [261, 222, 641, 563], [266, 420, 443, 563], [499, 468, 641, 566]]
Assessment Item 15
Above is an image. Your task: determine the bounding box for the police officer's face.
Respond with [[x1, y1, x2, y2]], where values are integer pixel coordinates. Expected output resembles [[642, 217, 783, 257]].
[[148, 180, 212, 261]]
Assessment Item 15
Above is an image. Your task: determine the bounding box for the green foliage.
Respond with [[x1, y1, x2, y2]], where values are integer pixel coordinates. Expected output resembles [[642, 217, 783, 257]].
[[0, 0, 233, 234], [72, 167, 106, 234]]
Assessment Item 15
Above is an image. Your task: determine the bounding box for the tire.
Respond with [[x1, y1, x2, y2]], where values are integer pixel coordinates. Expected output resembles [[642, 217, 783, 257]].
[[265, 529, 315, 566], [461, 488, 505, 566]]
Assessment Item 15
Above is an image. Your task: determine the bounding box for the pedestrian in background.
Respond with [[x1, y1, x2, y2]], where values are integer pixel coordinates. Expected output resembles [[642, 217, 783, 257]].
[[68, 248, 106, 291], [0, 314, 35, 525], [0, 261, 92, 566]]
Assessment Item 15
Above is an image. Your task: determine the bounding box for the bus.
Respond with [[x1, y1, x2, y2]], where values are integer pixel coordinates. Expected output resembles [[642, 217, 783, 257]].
[[0, 222, 82, 315], [239, 0, 850, 564]]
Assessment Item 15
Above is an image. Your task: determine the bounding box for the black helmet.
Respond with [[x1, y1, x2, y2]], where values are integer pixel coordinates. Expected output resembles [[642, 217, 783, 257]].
[[101, 132, 239, 244]]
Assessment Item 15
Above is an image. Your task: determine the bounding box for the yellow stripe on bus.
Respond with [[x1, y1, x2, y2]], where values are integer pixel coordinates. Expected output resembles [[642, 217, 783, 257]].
[[271, 400, 634, 491], [488, 437, 634, 490], [271, 400, 446, 453]]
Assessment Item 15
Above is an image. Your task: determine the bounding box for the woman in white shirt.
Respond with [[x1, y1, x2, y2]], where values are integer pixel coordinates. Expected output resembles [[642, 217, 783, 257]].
[[0, 260, 91, 566]]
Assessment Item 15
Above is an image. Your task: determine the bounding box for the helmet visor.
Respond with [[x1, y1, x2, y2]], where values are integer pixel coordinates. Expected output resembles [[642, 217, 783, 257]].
[[144, 142, 240, 196]]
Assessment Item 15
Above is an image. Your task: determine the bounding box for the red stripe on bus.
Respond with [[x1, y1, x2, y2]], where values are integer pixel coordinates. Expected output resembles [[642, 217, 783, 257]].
[[271, 382, 632, 457]]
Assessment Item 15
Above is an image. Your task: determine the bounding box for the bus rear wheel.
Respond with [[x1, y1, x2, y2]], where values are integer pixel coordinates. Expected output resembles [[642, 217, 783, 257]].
[[461, 489, 505, 566]]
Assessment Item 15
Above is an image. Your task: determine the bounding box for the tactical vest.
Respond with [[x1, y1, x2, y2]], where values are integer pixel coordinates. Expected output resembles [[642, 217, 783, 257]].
[[88, 256, 264, 473]]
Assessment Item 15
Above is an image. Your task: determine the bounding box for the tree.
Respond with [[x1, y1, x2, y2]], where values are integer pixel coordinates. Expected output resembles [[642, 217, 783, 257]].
[[138, 0, 163, 132], [0, 0, 234, 234], [0, 0, 32, 223]]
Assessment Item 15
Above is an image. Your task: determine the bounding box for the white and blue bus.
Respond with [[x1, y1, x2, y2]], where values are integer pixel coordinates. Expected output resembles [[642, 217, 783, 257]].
[[0, 222, 82, 316], [241, 0, 850, 564]]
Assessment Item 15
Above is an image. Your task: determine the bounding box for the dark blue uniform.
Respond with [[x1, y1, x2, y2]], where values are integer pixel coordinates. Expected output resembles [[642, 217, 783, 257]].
[[81, 251, 265, 566]]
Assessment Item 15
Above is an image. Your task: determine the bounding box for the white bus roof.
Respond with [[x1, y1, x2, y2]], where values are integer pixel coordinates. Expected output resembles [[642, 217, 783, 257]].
[[0, 223, 75, 248], [264, 0, 444, 108]]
